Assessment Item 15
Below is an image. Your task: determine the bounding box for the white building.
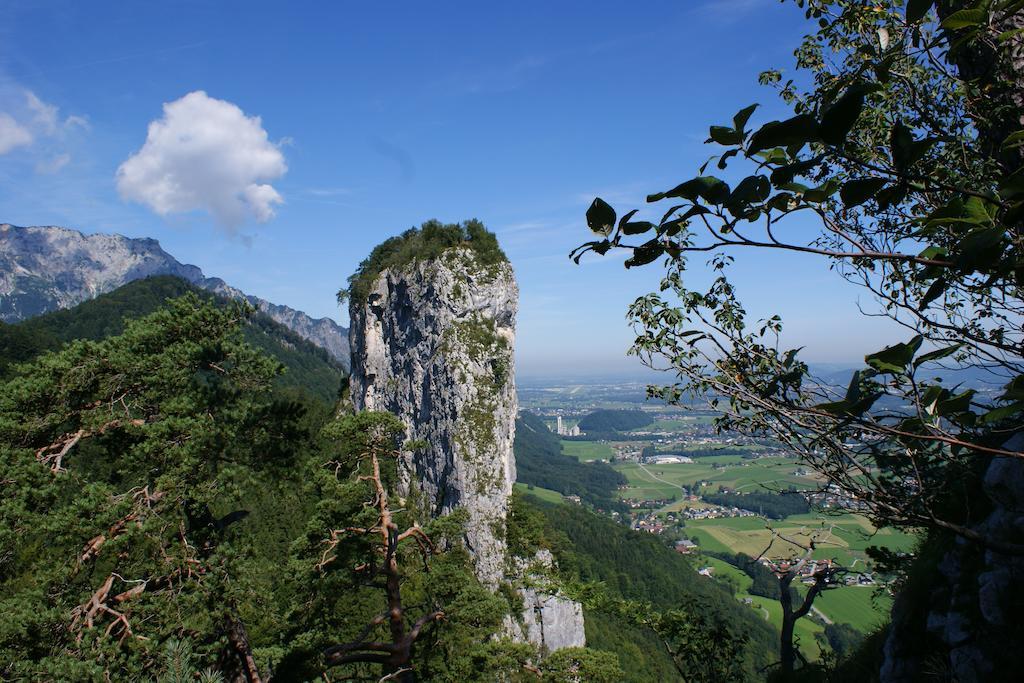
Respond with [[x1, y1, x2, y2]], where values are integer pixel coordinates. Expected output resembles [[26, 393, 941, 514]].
[[555, 416, 582, 437], [649, 455, 693, 464]]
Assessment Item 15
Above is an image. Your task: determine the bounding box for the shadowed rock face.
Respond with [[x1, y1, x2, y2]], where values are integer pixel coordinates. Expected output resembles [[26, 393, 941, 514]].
[[881, 434, 1024, 683], [0, 223, 349, 367], [348, 247, 518, 587]]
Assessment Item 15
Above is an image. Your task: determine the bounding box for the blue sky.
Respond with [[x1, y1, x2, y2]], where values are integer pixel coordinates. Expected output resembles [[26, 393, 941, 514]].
[[0, 0, 905, 377]]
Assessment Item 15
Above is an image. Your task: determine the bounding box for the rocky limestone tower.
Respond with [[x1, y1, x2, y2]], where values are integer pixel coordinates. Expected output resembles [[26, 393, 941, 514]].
[[348, 240, 517, 587]]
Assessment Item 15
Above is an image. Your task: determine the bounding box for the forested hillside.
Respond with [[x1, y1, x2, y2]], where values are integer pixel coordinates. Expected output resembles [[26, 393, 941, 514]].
[[0, 296, 544, 681], [512, 493, 777, 681], [702, 491, 810, 520], [577, 409, 653, 432], [513, 411, 627, 511], [0, 275, 345, 402]]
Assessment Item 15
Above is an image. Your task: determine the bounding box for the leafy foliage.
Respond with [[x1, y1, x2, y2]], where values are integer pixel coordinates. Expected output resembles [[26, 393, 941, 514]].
[[573, 0, 1024, 676], [572, 0, 1023, 581], [0, 295, 300, 680], [821, 623, 865, 659]]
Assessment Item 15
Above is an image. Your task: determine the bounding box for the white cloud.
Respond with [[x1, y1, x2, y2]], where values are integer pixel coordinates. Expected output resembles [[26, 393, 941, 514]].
[[304, 187, 353, 197], [63, 115, 90, 132], [0, 112, 33, 153], [0, 90, 82, 158], [36, 152, 71, 174], [25, 90, 59, 134], [116, 91, 287, 228]]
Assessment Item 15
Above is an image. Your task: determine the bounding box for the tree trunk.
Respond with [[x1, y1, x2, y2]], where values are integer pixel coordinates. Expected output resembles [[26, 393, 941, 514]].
[[778, 575, 797, 676], [227, 615, 263, 683]]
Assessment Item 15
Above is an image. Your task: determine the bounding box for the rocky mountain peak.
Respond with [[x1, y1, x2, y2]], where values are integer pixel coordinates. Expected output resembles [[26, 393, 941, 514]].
[[0, 223, 348, 367]]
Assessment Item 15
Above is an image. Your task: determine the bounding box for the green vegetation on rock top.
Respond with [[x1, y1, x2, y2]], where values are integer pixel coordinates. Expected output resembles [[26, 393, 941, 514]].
[[339, 219, 508, 304]]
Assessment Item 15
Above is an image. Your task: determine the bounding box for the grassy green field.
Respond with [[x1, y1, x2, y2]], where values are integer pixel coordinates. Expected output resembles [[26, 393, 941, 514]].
[[560, 440, 614, 461], [812, 586, 891, 632], [698, 553, 890, 658], [513, 482, 563, 504], [614, 456, 820, 500], [685, 513, 916, 570]]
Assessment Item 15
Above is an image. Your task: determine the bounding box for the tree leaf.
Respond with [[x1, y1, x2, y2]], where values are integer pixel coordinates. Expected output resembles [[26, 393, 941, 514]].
[[937, 389, 975, 416], [586, 198, 616, 236], [819, 89, 865, 145], [616, 209, 639, 237], [748, 115, 820, 154], [875, 184, 908, 211], [877, 27, 890, 50], [728, 175, 771, 206], [708, 125, 743, 146], [890, 123, 934, 170], [770, 159, 821, 186], [717, 148, 741, 169], [907, 0, 934, 23], [865, 336, 922, 374], [625, 239, 665, 268], [816, 370, 881, 416], [804, 180, 841, 203], [732, 104, 759, 133], [1000, 130, 1024, 151], [652, 176, 731, 205], [840, 178, 887, 207], [981, 401, 1024, 424], [918, 277, 947, 310], [953, 226, 1005, 271], [622, 221, 656, 236], [940, 8, 988, 29], [913, 344, 962, 368]]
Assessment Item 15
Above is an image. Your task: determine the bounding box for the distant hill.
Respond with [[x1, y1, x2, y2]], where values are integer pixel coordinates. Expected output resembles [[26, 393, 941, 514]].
[[0, 275, 345, 403], [577, 408, 654, 432], [0, 223, 348, 367], [514, 411, 627, 511]]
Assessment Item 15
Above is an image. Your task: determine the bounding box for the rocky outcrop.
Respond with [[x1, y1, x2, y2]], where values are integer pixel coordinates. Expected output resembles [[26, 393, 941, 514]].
[[348, 241, 586, 651], [0, 223, 349, 367], [881, 433, 1024, 682], [507, 550, 587, 653], [348, 247, 518, 586]]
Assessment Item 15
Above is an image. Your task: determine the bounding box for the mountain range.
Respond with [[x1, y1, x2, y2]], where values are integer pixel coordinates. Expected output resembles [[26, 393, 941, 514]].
[[0, 223, 348, 367]]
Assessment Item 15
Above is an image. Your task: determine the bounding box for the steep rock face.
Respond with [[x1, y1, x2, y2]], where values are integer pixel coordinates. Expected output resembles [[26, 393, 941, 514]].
[[348, 248, 517, 586], [0, 223, 349, 367], [508, 550, 587, 653]]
